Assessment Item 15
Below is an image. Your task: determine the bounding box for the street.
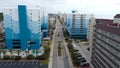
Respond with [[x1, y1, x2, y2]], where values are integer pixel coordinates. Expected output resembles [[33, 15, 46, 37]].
[[50, 18, 71, 68]]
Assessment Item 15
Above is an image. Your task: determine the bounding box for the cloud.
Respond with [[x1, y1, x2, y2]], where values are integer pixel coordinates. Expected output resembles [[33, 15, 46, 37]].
[[0, 0, 120, 18]]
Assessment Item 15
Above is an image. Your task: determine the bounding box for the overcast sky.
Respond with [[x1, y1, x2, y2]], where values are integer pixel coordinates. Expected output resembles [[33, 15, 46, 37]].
[[0, 0, 120, 19]]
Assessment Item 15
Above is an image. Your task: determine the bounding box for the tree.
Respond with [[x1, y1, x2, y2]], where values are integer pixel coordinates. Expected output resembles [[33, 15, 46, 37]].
[[73, 59, 80, 66], [44, 45, 50, 54], [17, 50, 21, 56], [39, 54, 47, 60], [3, 55, 10, 60], [35, 56, 41, 60], [25, 51, 29, 56], [27, 54, 35, 60], [9, 49, 13, 55], [15, 56, 21, 61], [0, 13, 3, 21], [36, 50, 39, 55], [67, 43, 73, 49], [3, 50, 6, 55]]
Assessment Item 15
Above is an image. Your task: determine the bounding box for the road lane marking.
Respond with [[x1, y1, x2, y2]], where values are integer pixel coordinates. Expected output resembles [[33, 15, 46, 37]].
[[36, 61, 38, 65], [22, 62, 25, 65], [4, 62, 8, 66], [13, 62, 17, 65], [8, 62, 12, 66], [0, 62, 4, 66], [31, 61, 34, 65]]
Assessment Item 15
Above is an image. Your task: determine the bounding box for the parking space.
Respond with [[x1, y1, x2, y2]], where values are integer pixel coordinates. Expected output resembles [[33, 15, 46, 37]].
[[0, 61, 48, 68]]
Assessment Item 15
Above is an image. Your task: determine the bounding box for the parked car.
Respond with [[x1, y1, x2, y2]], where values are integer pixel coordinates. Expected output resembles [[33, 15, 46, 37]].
[[77, 57, 85, 60], [87, 48, 90, 51], [77, 54, 82, 57], [73, 49, 79, 52], [80, 59, 86, 62], [80, 62, 89, 67]]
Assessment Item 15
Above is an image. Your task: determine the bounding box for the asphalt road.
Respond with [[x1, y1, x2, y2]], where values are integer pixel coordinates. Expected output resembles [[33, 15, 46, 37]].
[[52, 18, 69, 68], [0, 61, 48, 68]]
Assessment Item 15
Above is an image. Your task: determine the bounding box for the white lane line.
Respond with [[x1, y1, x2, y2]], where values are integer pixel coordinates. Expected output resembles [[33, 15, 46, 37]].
[[9, 62, 12, 66], [31, 61, 34, 65], [36, 61, 38, 65], [14, 62, 17, 66], [27, 62, 29, 65], [22, 62, 25, 65], [4, 62, 8, 66], [0, 62, 4, 66], [17, 62, 21, 65]]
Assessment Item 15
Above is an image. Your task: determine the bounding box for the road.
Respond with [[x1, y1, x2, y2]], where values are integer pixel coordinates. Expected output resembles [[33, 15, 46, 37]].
[[0, 61, 48, 68], [51, 18, 71, 68]]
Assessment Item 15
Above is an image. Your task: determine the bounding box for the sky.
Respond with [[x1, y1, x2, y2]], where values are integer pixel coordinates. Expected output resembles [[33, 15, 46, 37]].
[[0, 0, 120, 19]]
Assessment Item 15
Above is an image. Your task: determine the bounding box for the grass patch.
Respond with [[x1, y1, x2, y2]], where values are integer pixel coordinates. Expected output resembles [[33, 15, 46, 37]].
[[41, 60, 49, 65]]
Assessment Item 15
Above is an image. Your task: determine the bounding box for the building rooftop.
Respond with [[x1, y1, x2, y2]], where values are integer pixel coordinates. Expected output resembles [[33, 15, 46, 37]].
[[95, 19, 120, 36], [96, 19, 113, 24], [114, 14, 120, 18]]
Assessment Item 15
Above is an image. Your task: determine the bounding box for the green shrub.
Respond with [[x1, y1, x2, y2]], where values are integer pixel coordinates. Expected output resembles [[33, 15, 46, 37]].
[[15, 56, 21, 61], [3, 55, 10, 60], [27, 54, 35, 60], [36, 56, 41, 60]]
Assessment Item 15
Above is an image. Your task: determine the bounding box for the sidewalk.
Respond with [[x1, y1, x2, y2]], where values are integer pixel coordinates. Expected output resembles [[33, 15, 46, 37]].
[[63, 40, 74, 68], [48, 29, 56, 68]]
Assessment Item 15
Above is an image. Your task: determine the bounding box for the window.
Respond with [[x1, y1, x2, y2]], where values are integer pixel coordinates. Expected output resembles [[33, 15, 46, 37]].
[[30, 13, 32, 15], [116, 43, 120, 48]]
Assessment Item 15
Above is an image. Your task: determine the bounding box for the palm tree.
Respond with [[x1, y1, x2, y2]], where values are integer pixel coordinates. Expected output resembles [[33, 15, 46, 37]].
[[17, 50, 21, 56], [25, 50, 29, 56], [0, 50, 1, 55], [32, 50, 36, 57], [0, 50, 1, 58], [3, 50, 5, 55], [36, 50, 39, 55]]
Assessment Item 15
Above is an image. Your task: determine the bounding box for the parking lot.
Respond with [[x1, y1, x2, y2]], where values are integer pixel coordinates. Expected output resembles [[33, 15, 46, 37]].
[[0, 61, 48, 68]]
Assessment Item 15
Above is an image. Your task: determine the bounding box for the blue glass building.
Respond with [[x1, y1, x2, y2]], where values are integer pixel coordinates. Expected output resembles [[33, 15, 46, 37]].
[[66, 11, 93, 39], [3, 5, 48, 50]]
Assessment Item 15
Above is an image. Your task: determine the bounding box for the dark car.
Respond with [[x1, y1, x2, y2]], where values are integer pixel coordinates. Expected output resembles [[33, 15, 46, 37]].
[[80, 59, 86, 62], [80, 63, 89, 67], [77, 57, 85, 60], [74, 49, 79, 52], [77, 54, 82, 57]]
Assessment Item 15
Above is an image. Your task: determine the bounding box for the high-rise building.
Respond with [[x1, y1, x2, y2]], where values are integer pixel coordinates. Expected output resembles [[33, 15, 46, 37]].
[[66, 11, 94, 39], [3, 5, 48, 50], [91, 14, 120, 68], [87, 17, 96, 42]]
